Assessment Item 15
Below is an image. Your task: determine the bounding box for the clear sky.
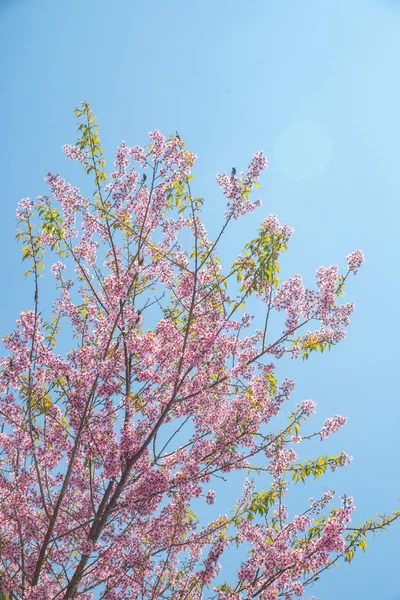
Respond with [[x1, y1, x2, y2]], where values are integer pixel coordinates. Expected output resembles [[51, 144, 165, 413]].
[[1, 0, 400, 598]]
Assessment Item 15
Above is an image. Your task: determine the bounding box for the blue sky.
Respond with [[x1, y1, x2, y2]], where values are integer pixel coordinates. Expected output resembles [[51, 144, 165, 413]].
[[1, 0, 400, 598]]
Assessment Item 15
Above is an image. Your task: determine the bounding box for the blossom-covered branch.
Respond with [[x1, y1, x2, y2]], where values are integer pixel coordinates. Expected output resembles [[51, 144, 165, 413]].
[[0, 103, 396, 600]]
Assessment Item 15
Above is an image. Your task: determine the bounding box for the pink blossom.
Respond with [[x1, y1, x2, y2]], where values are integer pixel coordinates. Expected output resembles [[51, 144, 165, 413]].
[[320, 414, 347, 440], [62, 144, 87, 164], [346, 249, 364, 274], [51, 261, 66, 276], [16, 197, 34, 221]]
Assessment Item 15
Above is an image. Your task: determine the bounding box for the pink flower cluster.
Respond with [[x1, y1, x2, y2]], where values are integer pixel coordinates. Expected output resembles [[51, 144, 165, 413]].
[[320, 414, 347, 440], [216, 152, 268, 219], [62, 144, 87, 164], [346, 249, 364, 274], [15, 197, 34, 221]]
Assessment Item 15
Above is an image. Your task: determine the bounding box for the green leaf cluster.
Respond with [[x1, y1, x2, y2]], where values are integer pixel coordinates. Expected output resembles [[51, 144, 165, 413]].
[[289, 453, 345, 484], [74, 102, 107, 187]]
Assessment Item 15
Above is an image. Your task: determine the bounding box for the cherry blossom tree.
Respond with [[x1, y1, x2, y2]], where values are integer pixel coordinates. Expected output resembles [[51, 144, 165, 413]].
[[0, 103, 397, 600]]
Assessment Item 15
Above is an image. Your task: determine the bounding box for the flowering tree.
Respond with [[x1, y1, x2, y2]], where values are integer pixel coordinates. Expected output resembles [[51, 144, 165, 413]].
[[0, 103, 398, 600]]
